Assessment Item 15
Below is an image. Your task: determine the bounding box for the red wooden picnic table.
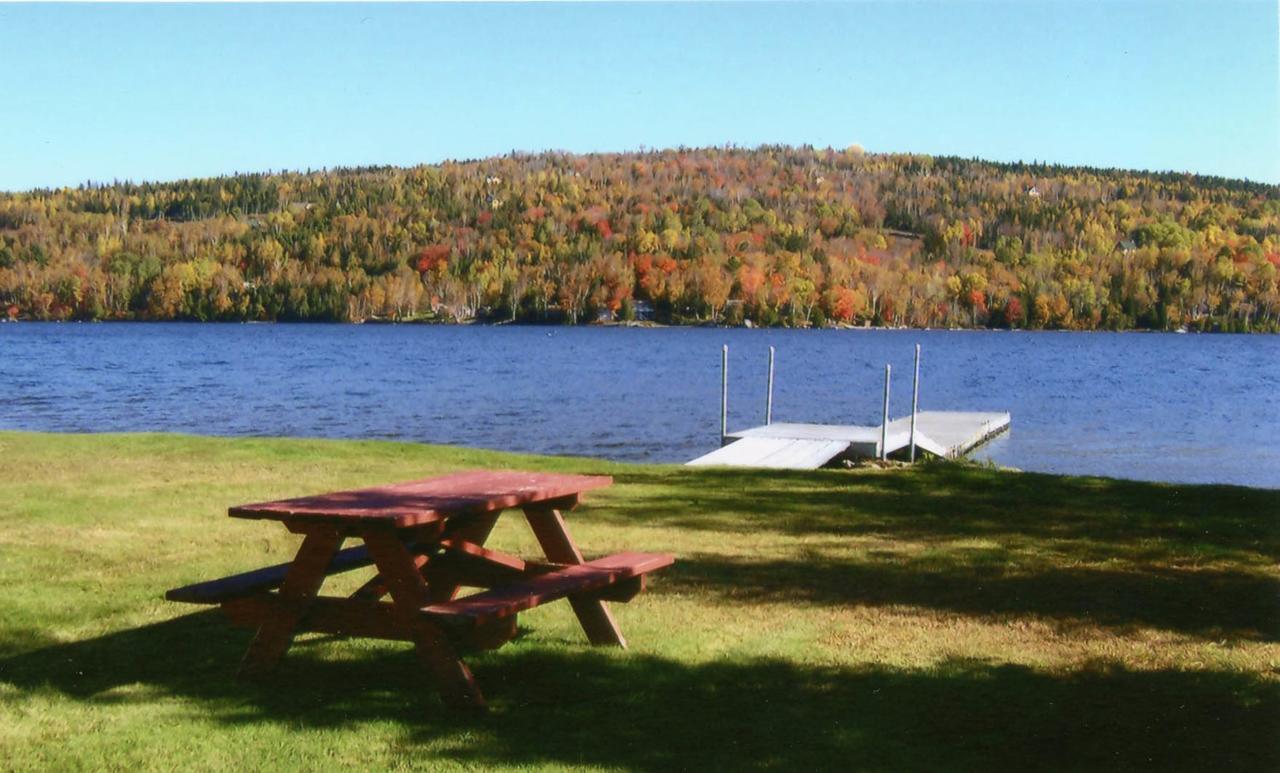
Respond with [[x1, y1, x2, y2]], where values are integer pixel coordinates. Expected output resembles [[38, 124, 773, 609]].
[[166, 470, 673, 709]]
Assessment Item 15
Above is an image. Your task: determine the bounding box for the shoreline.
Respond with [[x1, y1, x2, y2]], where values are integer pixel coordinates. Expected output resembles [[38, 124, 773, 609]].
[[0, 316, 1240, 335], [2, 429, 1275, 492]]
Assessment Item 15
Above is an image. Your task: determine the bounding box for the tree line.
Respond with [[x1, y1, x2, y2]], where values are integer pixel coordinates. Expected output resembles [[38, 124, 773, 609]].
[[1, 145, 1277, 331]]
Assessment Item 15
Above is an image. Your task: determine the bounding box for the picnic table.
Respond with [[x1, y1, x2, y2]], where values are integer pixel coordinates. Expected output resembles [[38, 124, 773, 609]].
[[165, 470, 673, 709]]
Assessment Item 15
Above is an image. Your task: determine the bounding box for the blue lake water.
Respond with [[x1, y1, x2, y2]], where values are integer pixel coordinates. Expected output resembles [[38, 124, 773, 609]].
[[1, 323, 1277, 489]]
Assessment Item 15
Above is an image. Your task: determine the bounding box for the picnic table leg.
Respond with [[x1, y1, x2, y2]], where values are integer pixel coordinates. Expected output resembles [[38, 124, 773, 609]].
[[361, 529, 486, 710], [522, 505, 627, 648], [239, 528, 343, 678]]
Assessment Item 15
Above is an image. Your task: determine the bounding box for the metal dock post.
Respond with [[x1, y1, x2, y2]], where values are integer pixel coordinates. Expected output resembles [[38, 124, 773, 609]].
[[909, 344, 921, 462], [880, 364, 891, 461], [765, 345, 775, 425], [720, 344, 729, 443]]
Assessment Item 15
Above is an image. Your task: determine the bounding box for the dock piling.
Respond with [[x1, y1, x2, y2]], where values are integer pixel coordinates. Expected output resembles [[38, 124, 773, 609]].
[[721, 345, 729, 443], [880, 364, 892, 461], [765, 346, 775, 425], [909, 344, 921, 462]]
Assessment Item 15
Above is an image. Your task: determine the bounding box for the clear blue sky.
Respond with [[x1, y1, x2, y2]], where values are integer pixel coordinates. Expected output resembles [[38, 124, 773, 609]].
[[1, 1, 1276, 191]]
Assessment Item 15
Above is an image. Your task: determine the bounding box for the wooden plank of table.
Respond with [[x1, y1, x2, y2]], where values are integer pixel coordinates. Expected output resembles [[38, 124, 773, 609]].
[[423, 552, 674, 625], [522, 505, 627, 648], [168, 542, 387, 604], [230, 471, 612, 528], [237, 528, 343, 678], [222, 594, 520, 652], [223, 595, 407, 641]]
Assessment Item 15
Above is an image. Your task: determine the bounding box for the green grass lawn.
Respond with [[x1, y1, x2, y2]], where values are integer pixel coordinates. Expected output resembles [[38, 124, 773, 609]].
[[1, 431, 1277, 771]]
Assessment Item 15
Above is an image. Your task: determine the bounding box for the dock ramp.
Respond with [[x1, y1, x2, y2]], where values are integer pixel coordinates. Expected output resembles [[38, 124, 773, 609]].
[[685, 436, 850, 470], [891, 411, 1011, 459]]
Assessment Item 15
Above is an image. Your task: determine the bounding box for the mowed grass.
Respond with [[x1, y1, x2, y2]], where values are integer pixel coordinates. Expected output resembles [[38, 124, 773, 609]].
[[0, 431, 1277, 771]]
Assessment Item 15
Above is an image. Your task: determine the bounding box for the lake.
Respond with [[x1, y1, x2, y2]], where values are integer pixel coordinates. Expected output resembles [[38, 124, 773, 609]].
[[2, 323, 1277, 489]]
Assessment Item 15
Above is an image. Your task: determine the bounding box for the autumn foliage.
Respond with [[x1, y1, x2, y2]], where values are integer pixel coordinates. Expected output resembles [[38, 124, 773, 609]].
[[0, 146, 1276, 331]]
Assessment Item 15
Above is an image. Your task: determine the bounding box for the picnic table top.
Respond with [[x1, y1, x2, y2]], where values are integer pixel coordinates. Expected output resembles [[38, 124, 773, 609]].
[[228, 470, 613, 528]]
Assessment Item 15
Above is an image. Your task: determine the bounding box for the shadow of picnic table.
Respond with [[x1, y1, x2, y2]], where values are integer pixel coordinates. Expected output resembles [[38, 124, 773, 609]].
[[603, 466, 1280, 564], [1, 611, 1275, 771], [594, 465, 1280, 642], [661, 554, 1280, 642]]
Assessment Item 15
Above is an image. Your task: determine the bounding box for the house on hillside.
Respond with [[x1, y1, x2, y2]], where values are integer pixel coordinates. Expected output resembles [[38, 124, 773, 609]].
[[1116, 239, 1138, 255], [600, 299, 655, 323]]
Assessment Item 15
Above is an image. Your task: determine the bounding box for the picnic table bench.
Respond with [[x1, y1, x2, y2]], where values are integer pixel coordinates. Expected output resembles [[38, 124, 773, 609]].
[[165, 470, 673, 709]]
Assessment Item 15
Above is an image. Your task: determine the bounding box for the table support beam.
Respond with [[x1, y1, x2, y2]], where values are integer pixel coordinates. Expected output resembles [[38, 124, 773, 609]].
[[522, 506, 627, 648], [361, 529, 487, 710], [424, 511, 502, 603], [238, 528, 343, 678], [351, 513, 501, 603]]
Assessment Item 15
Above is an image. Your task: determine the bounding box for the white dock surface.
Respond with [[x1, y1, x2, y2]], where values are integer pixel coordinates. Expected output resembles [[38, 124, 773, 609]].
[[686, 411, 1010, 469], [685, 437, 851, 469], [893, 411, 1012, 458]]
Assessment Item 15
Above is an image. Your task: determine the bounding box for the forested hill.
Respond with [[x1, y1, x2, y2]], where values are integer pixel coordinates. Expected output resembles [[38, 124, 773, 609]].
[[1, 146, 1277, 331]]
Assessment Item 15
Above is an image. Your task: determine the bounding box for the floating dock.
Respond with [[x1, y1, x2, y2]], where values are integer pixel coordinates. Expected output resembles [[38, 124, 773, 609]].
[[687, 411, 1011, 469], [685, 344, 1010, 470]]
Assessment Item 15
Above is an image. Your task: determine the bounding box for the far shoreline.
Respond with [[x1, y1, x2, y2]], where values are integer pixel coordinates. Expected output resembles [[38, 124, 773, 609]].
[[0, 317, 1250, 335]]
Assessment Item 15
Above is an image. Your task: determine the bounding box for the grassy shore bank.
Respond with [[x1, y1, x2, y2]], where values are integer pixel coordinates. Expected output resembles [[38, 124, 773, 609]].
[[1, 431, 1276, 770]]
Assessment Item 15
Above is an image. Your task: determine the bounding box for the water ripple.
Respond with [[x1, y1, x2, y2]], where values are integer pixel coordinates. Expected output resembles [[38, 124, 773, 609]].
[[0, 323, 1277, 488]]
